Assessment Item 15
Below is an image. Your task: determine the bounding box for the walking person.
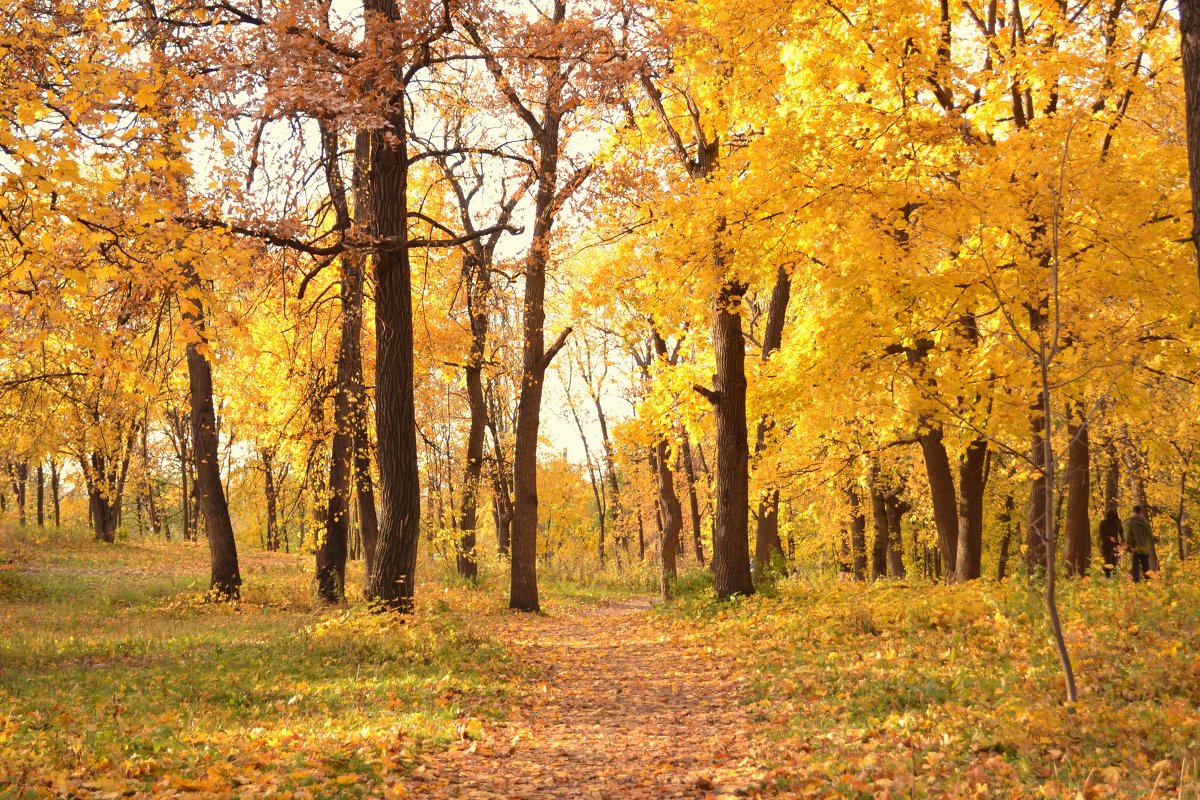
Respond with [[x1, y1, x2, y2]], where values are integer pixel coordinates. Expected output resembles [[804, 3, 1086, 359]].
[[1124, 505, 1155, 582], [1097, 508, 1122, 578]]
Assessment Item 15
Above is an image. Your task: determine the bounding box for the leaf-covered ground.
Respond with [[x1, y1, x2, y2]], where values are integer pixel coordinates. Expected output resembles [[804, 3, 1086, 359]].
[[661, 568, 1200, 799], [3, 527, 1200, 799]]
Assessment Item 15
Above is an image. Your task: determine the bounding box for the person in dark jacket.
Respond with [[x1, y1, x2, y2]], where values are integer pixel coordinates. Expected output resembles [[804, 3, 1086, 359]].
[[1124, 505, 1155, 583], [1097, 508, 1122, 578]]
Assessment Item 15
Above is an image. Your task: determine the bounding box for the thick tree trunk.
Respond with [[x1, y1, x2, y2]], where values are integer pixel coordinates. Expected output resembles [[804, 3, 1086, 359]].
[[184, 274, 241, 600], [356, 30, 425, 609], [1180, 0, 1200, 277], [681, 433, 705, 566], [1064, 410, 1091, 577], [699, 279, 755, 598], [918, 425, 959, 579], [655, 439, 682, 600], [955, 439, 988, 580], [752, 266, 791, 569]]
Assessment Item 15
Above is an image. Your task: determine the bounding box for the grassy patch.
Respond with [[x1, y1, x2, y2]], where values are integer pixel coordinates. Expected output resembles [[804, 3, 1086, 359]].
[[661, 568, 1200, 798], [0, 526, 514, 799]]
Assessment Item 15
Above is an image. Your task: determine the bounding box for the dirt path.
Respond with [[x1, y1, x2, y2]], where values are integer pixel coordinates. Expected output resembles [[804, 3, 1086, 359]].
[[408, 598, 771, 799]]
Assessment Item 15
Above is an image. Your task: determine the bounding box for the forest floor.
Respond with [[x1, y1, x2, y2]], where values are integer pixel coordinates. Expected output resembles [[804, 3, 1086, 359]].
[[3, 526, 1200, 799]]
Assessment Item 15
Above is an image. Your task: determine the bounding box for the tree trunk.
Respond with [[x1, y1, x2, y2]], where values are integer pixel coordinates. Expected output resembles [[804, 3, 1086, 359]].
[[262, 450, 279, 551], [1063, 409, 1091, 577], [1180, 0, 1200, 277], [1104, 439, 1119, 513], [458, 254, 488, 580], [752, 266, 791, 569], [699, 279, 755, 599], [655, 439, 682, 600], [1025, 410, 1049, 575], [848, 485, 867, 581], [14, 462, 27, 527], [997, 492, 1016, 580], [681, 433, 705, 566], [35, 464, 44, 528], [358, 33, 423, 610], [50, 461, 60, 528], [184, 270, 241, 600], [955, 439, 988, 580], [869, 469, 889, 580], [884, 493, 909, 578], [918, 424, 959, 579], [507, 113, 570, 613], [637, 507, 646, 561]]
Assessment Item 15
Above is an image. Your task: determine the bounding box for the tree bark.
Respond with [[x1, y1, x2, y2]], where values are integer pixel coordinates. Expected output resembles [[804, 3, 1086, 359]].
[[848, 485, 867, 581], [35, 464, 44, 528], [698, 279, 755, 598], [362, 93, 422, 611], [869, 468, 889, 580], [1180, 0, 1200, 278], [884, 492, 909, 578], [1063, 408, 1091, 576], [457, 255, 491, 581], [655, 439, 682, 600], [918, 424, 959, 579], [752, 265, 791, 569], [262, 449, 279, 551], [316, 121, 368, 603], [1025, 409, 1050, 575], [183, 268, 241, 600], [955, 439, 988, 580], [50, 461, 60, 528], [1104, 438, 1120, 513], [681, 432, 705, 566], [997, 492, 1016, 580]]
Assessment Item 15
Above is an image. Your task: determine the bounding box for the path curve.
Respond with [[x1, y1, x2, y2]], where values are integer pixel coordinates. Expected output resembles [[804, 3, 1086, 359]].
[[408, 598, 770, 799]]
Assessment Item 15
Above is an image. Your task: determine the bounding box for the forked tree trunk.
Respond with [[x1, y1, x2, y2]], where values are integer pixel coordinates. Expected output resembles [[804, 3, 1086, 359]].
[[1063, 409, 1091, 577]]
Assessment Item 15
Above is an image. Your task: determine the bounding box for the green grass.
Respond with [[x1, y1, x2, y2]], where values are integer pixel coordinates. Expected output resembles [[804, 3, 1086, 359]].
[[0, 526, 514, 799]]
